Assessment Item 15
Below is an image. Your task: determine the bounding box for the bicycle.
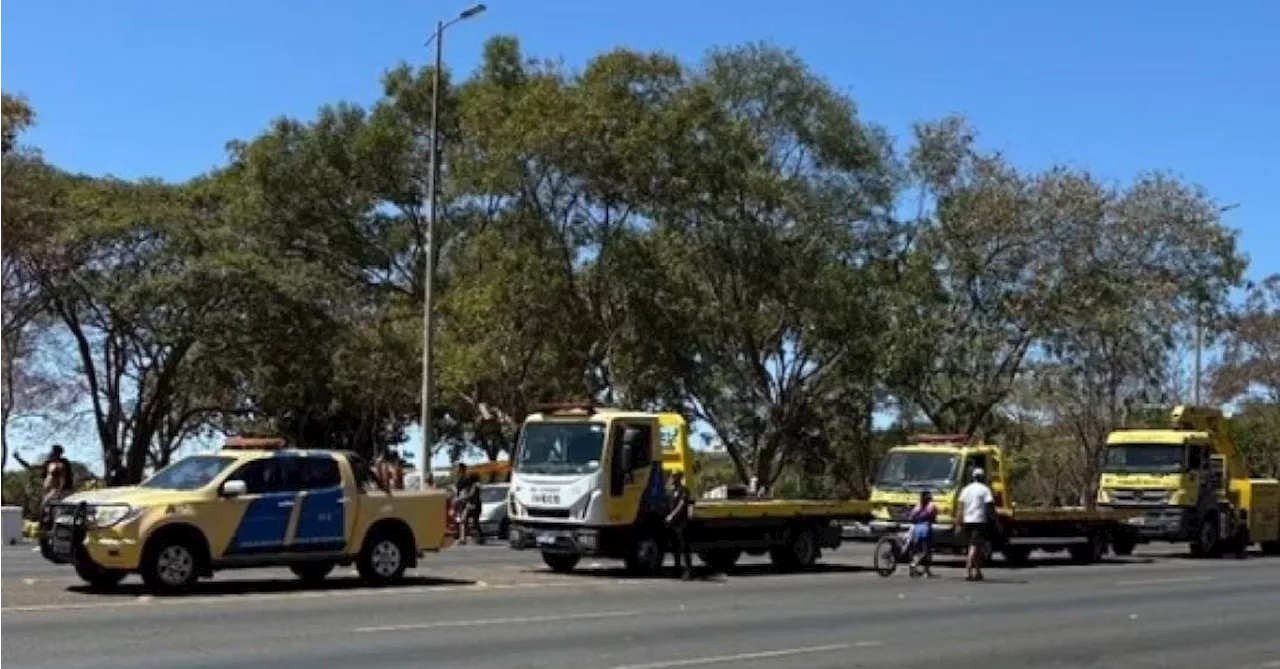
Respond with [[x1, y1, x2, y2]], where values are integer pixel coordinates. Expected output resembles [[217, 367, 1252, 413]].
[[872, 525, 929, 578]]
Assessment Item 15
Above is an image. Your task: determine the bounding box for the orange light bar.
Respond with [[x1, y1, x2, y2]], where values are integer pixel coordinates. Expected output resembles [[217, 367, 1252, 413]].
[[223, 437, 287, 450], [911, 434, 969, 445], [534, 401, 597, 416]]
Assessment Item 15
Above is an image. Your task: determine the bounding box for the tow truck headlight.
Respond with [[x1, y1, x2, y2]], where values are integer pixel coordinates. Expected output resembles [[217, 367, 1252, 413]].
[[92, 504, 142, 528]]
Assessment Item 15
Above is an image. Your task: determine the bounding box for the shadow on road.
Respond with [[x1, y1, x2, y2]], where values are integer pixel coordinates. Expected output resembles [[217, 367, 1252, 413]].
[[526, 562, 874, 582], [68, 575, 474, 598]]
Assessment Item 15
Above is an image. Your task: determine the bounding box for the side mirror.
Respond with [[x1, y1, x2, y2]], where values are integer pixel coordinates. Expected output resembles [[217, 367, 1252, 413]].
[[221, 480, 247, 498]]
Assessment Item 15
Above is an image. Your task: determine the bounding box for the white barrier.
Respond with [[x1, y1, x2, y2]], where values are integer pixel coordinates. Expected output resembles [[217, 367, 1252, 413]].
[[2, 505, 24, 545]]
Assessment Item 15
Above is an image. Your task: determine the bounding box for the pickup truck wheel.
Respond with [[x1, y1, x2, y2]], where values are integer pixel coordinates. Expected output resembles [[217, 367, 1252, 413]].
[[290, 563, 336, 584], [75, 563, 127, 590], [624, 536, 665, 576], [771, 526, 818, 572], [541, 552, 580, 573], [141, 539, 200, 594], [358, 532, 410, 586], [698, 548, 742, 573]]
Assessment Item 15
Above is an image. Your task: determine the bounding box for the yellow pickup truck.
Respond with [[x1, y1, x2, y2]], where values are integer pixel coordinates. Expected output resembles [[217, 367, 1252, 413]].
[[39, 438, 454, 593]]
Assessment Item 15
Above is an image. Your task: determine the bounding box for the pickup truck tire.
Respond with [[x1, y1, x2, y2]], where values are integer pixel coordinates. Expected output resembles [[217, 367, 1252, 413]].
[[75, 563, 127, 590], [698, 548, 742, 573], [140, 535, 202, 594], [357, 531, 410, 586], [290, 563, 336, 584], [541, 552, 581, 573], [771, 526, 818, 572]]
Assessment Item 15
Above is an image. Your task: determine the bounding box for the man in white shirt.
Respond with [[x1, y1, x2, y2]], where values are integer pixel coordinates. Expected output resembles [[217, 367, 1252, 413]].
[[957, 468, 994, 582]]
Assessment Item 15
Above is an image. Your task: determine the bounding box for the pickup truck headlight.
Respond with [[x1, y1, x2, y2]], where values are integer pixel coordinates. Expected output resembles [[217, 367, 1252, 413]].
[[92, 504, 142, 528]]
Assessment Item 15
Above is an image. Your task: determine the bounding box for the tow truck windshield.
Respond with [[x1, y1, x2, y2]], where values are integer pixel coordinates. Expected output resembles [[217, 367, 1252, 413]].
[[141, 455, 237, 490], [875, 451, 959, 491], [514, 422, 606, 475], [1104, 445, 1186, 474]]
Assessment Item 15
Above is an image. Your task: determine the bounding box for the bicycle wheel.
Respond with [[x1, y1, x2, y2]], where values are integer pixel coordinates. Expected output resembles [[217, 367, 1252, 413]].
[[873, 536, 900, 577]]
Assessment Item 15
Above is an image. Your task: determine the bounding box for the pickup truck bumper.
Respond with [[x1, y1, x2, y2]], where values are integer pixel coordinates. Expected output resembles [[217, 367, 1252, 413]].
[[1098, 504, 1193, 542], [39, 502, 143, 573]]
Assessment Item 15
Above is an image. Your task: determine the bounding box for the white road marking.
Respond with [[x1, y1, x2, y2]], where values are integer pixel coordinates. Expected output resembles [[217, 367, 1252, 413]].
[[354, 609, 642, 633], [610, 644, 853, 669], [1115, 576, 1213, 587]]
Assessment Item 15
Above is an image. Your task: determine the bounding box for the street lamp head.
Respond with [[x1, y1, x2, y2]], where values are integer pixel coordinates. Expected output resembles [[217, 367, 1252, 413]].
[[459, 3, 487, 19]]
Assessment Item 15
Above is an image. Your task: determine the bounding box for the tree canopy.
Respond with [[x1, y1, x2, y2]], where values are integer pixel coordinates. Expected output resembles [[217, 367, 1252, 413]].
[[0, 38, 1269, 499]]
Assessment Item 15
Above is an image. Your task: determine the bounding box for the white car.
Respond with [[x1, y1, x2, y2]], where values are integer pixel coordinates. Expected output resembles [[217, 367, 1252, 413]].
[[478, 483, 510, 539]]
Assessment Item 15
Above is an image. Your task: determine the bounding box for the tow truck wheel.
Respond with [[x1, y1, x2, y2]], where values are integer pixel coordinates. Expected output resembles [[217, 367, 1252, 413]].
[[1111, 535, 1137, 557], [1190, 514, 1220, 558], [1001, 545, 1032, 566], [698, 548, 742, 573], [1261, 541, 1280, 557], [625, 536, 665, 576], [141, 537, 200, 594], [75, 563, 127, 590], [290, 563, 336, 584], [541, 552, 581, 573], [357, 530, 410, 586], [1068, 535, 1104, 564], [771, 526, 818, 572]]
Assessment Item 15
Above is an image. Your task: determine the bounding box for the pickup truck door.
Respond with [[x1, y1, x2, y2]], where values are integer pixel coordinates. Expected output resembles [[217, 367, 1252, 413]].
[[291, 455, 348, 553], [225, 457, 297, 556]]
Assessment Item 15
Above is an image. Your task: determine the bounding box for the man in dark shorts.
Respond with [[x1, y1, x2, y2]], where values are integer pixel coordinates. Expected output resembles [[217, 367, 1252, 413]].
[[957, 468, 994, 582], [666, 471, 694, 581]]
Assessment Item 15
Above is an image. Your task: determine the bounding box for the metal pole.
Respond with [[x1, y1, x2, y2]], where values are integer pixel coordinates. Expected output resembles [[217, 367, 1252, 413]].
[[420, 19, 444, 486], [1193, 309, 1202, 405]]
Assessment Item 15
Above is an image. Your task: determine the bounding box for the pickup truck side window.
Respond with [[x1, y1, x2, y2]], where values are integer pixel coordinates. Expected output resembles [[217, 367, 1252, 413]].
[[231, 459, 287, 495], [299, 457, 342, 490]]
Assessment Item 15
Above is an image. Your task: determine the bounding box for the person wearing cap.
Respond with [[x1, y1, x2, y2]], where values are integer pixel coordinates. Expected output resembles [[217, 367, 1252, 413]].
[[957, 467, 994, 581]]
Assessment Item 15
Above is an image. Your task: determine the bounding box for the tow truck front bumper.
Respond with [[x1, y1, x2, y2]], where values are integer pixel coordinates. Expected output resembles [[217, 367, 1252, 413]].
[[509, 521, 637, 558], [1099, 505, 1193, 542]]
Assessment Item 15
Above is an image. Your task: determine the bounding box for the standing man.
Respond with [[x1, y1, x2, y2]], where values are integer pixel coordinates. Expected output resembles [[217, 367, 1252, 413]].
[[454, 463, 481, 544], [957, 468, 994, 582], [666, 471, 694, 580], [15, 445, 74, 509]]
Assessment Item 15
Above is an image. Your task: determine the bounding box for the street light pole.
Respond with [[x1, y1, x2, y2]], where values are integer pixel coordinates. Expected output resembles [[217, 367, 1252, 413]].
[[420, 4, 487, 485], [1191, 202, 1241, 406]]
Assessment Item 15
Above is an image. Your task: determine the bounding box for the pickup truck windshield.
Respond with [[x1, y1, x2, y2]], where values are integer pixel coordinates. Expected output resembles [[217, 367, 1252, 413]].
[[1104, 445, 1186, 474], [875, 452, 959, 491], [141, 455, 237, 490], [515, 423, 606, 475]]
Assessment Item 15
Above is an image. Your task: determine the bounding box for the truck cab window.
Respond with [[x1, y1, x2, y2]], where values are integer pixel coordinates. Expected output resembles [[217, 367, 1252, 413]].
[[625, 424, 654, 470]]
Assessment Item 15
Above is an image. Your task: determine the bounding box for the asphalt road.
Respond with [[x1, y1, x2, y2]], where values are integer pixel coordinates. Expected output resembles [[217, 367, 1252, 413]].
[[4, 543, 1280, 669]]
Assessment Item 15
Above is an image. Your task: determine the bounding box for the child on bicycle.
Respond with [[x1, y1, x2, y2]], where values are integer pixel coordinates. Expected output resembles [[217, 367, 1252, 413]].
[[908, 490, 938, 577]]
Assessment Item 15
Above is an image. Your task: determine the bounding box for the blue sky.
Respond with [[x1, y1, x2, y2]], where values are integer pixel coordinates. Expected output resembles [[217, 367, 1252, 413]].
[[4, 1, 1277, 469]]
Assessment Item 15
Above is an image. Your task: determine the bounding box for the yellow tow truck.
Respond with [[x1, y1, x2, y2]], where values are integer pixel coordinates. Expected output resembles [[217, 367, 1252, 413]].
[[39, 438, 455, 593], [506, 404, 873, 574], [869, 435, 1142, 564], [1098, 405, 1280, 557]]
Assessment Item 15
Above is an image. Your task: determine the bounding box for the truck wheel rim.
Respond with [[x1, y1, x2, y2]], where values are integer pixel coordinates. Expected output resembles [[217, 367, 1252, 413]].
[[795, 532, 816, 563], [157, 545, 194, 585], [638, 539, 661, 570], [372, 540, 402, 576]]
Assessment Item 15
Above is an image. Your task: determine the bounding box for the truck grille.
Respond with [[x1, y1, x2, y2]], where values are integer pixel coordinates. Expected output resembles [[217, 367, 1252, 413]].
[[1109, 489, 1171, 505], [524, 506, 572, 519]]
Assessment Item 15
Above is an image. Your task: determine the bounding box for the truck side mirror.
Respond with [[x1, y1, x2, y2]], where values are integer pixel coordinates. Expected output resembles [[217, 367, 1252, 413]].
[[221, 480, 247, 498]]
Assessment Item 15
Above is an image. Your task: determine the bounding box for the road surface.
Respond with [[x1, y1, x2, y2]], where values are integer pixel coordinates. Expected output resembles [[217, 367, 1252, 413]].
[[4, 543, 1280, 669]]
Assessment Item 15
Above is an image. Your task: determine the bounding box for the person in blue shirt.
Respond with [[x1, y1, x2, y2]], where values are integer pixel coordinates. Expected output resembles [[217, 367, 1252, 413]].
[[908, 490, 938, 578]]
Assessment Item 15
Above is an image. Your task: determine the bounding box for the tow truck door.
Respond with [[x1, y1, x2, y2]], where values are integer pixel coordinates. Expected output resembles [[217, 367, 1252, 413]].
[[606, 419, 659, 524]]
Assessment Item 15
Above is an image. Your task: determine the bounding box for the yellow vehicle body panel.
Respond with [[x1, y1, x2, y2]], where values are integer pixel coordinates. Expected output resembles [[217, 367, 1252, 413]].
[[61, 449, 452, 573], [1233, 479, 1280, 544]]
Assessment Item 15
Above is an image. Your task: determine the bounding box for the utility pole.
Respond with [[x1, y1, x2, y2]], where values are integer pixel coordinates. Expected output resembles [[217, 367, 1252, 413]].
[[1191, 202, 1240, 407], [419, 4, 487, 484]]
